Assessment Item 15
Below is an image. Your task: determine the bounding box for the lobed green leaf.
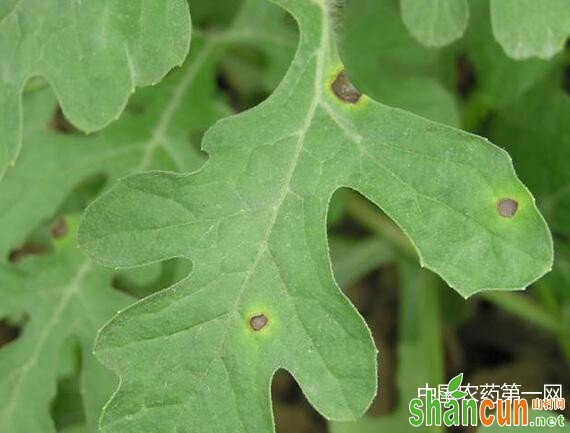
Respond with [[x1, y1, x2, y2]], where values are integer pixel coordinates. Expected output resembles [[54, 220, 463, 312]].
[[398, 0, 570, 60], [78, 0, 553, 432], [0, 220, 132, 433], [0, 0, 191, 177]]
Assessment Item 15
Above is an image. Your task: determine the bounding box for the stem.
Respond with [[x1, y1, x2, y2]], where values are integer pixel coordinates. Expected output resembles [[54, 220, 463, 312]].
[[479, 291, 562, 335], [345, 193, 416, 256]]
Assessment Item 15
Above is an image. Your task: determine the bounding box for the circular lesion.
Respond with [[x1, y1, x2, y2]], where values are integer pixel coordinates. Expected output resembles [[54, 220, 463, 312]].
[[249, 313, 269, 331], [331, 70, 361, 104], [497, 198, 519, 218]]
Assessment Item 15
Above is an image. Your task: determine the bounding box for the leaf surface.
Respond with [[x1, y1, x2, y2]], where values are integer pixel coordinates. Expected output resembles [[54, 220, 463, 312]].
[[332, 259, 445, 433], [489, 71, 570, 236], [490, 0, 570, 60], [79, 0, 553, 431], [399, 0, 570, 60], [400, 0, 469, 48], [341, 0, 459, 126], [462, 0, 558, 111], [0, 2, 295, 432], [0, 221, 132, 433], [0, 0, 296, 261], [0, 0, 191, 177], [0, 32, 237, 261]]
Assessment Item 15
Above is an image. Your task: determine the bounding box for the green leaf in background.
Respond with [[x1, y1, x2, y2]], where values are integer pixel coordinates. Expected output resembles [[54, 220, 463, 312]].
[[490, 0, 570, 60], [187, 0, 241, 28], [341, 0, 459, 126], [0, 0, 191, 178], [60, 426, 91, 433], [0, 43, 224, 261], [0, 218, 133, 433], [0, 1, 292, 433], [460, 0, 558, 115], [216, 0, 297, 99], [332, 259, 444, 433], [78, 0, 552, 431], [400, 0, 469, 48], [398, 0, 570, 61], [0, 2, 295, 433], [51, 352, 87, 430], [0, 0, 296, 262]]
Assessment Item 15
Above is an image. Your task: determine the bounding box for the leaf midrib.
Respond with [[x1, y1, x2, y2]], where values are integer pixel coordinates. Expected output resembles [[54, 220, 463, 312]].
[[104, 3, 334, 427]]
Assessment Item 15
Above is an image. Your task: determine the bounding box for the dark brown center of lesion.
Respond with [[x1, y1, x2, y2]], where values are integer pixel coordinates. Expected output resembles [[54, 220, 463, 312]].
[[497, 198, 518, 218], [331, 71, 361, 104], [250, 314, 269, 331]]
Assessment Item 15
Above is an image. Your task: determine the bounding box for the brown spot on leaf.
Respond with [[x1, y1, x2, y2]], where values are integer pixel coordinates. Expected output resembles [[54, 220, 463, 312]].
[[51, 218, 68, 238], [497, 198, 518, 218], [331, 71, 361, 104], [250, 314, 269, 331]]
